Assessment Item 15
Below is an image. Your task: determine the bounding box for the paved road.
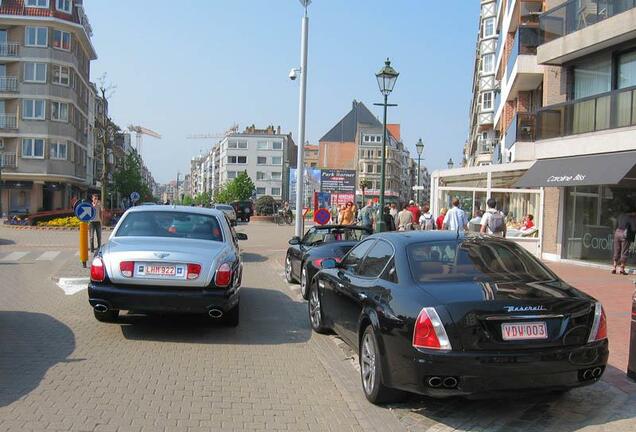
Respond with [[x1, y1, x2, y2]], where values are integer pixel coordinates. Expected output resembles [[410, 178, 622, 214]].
[[1, 223, 635, 432]]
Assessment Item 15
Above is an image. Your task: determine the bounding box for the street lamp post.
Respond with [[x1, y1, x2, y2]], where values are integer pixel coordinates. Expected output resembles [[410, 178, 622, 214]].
[[447, 158, 454, 169], [373, 58, 399, 233], [415, 138, 424, 204], [293, 0, 310, 238]]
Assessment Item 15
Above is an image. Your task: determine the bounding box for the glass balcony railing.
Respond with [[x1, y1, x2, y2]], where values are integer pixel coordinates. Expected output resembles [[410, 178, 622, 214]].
[[504, 112, 536, 148], [506, 27, 540, 82], [536, 85, 636, 140], [540, 0, 636, 43]]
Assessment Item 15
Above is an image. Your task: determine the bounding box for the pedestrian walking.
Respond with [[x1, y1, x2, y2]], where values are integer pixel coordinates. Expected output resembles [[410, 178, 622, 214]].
[[443, 198, 468, 232], [469, 209, 484, 232], [89, 194, 103, 253], [419, 203, 436, 231], [480, 198, 506, 237], [382, 206, 396, 231], [390, 203, 398, 227], [339, 202, 355, 225], [397, 205, 413, 231], [612, 210, 636, 275], [407, 200, 421, 229], [358, 200, 374, 230], [436, 208, 447, 230]]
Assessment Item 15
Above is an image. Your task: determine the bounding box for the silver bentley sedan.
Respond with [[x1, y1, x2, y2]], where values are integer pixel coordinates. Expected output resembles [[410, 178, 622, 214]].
[[88, 205, 246, 326]]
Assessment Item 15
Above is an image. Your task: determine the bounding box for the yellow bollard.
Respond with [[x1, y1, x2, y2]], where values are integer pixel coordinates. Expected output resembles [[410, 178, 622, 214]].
[[79, 221, 88, 268]]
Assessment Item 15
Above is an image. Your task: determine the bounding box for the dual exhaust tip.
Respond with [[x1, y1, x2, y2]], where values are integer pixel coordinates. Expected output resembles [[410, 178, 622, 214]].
[[582, 367, 603, 380], [94, 304, 109, 313], [94, 304, 224, 319], [427, 376, 458, 389]]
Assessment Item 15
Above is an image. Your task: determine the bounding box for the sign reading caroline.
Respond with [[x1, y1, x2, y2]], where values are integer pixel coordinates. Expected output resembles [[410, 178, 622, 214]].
[[320, 169, 356, 194]]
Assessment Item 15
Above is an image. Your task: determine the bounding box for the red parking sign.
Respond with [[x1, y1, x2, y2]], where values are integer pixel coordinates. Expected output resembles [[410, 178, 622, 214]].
[[313, 208, 331, 225]]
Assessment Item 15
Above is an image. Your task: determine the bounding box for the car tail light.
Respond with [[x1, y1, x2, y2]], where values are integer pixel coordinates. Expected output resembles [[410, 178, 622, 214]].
[[120, 261, 134, 277], [413, 307, 452, 351], [588, 303, 608, 343], [214, 263, 232, 287], [187, 263, 201, 280], [90, 256, 106, 282]]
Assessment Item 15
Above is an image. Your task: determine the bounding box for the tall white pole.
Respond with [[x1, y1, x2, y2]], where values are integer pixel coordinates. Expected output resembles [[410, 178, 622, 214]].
[[294, 10, 309, 238]]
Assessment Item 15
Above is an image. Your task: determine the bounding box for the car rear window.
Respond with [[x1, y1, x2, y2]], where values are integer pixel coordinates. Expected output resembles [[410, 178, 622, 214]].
[[408, 240, 554, 282], [115, 211, 224, 242]]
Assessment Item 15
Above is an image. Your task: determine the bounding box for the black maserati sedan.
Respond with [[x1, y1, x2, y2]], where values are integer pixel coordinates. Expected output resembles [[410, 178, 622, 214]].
[[308, 231, 609, 404], [285, 225, 372, 299]]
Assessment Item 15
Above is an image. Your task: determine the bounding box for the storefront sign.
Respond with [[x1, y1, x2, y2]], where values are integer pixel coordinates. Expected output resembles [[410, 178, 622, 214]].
[[320, 169, 356, 194], [546, 174, 586, 184]]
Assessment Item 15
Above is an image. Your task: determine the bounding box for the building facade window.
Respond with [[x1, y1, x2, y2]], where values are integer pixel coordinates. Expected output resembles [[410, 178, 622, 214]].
[[367, 164, 374, 173], [271, 171, 281, 180], [25, 0, 49, 7], [257, 140, 268, 150], [482, 54, 495, 74], [482, 91, 493, 110], [271, 187, 281, 196], [56, 0, 72, 13], [482, 17, 495, 38], [53, 30, 71, 51], [22, 99, 45, 120], [21, 138, 45, 158], [227, 171, 237, 179], [50, 141, 67, 160], [256, 187, 266, 195], [257, 156, 267, 165], [271, 156, 282, 165], [51, 101, 69, 122], [256, 171, 266, 180], [618, 50, 636, 89], [24, 62, 47, 83], [52, 65, 70, 86], [227, 155, 247, 164], [25, 26, 48, 47], [271, 140, 282, 150]]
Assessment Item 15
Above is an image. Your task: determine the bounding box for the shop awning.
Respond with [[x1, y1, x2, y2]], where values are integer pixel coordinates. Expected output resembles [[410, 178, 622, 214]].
[[515, 151, 636, 188]]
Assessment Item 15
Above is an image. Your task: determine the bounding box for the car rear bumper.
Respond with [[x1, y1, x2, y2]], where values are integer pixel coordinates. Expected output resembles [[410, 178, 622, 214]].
[[394, 340, 609, 398], [88, 282, 239, 314]]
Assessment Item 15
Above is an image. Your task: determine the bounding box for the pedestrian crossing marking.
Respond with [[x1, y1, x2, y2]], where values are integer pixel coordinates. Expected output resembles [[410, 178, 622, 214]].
[[0, 252, 28, 262], [36, 251, 61, 261]]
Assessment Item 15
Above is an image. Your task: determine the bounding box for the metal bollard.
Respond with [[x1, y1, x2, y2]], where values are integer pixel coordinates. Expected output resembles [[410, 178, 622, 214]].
[[629, 284, 636, 381]]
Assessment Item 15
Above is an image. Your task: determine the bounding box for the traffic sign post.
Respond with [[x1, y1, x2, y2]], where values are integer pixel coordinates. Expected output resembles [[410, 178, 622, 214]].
[[74, 202, 95, 267], [130, 191, 140, 205], [313, 208, 331, 225]]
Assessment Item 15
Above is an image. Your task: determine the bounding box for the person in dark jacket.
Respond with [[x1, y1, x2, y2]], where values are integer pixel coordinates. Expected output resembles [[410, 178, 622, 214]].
[[612, 211, 636, 275], [383, 206, 396, 231]]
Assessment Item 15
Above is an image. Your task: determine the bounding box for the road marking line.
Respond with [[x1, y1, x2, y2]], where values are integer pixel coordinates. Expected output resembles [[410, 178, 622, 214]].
[[0, 251, 29, 262], [35, 251, 61, 261], [56, 277, 90, 295]]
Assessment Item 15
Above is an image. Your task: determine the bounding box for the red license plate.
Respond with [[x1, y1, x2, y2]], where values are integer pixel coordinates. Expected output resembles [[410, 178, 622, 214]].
[[145, 265, 176, 276], [501, 322, 548, 341]]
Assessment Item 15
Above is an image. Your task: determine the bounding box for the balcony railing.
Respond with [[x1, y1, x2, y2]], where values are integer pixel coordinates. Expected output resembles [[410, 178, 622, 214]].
[[536, 85, 636, 140], [506, 27, 540, 82], [0, 152, 17, 168], [0, 42, 19, 57], [0, 113, 17, 129], [540, 0, 636, 43], [0, 76, 18, 92], [505, 112, 536, 148], [477, 138, 498, 154]]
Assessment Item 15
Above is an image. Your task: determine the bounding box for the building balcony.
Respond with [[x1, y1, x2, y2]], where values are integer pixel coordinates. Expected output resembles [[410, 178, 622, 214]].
[[0, 113, 17, 130], [0, 76, 17, 92], [505, 112, 536, 148], [0, 152, 16, 168], [536, 85, 636, 140], [0, 42, 19, 58], [505, 27, 540, 82], [538, 0, 636, 64]]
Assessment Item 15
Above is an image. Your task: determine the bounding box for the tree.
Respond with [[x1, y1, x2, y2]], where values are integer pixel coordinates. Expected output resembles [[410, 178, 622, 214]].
[[360, 179, 372, 205], [112, 152, 150, 205], [193, 191, 212, 206], [181, 195, 194, 206], [213, 185, 233, 204], [226, 171, 255, 201], [95, 75, 117, 208], [256, 195, 276, 215]]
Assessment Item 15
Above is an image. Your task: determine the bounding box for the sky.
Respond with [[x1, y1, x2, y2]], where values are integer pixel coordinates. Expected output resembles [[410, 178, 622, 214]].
[[88, 0, 479, 184]]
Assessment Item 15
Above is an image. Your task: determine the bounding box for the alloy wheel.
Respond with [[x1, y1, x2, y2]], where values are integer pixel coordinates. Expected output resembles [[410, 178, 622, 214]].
[[361, 332, 377, 396], [309, 285, 321, 329], [285, 256, 293, 281], [301, 267, 308, 298]]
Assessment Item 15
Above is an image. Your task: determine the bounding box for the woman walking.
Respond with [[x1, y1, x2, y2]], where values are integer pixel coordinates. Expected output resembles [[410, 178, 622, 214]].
[[612, 211, 635, 275]]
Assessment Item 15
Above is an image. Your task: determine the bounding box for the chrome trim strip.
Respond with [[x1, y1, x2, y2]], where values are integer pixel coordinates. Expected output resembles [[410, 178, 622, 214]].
[[484, 314, 565, 321]]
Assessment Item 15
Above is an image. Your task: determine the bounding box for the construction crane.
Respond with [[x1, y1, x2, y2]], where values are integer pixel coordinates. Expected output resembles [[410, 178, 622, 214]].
[[186, 124, 239, 141], [127, 125, 161, 156]]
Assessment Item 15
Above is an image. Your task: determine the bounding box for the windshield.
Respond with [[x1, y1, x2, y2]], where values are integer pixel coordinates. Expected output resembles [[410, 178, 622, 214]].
[[216, 205, 233, 211], [115, 211, 224, 242], [408, 239, 555, 283], [304, 227, 370, 245]]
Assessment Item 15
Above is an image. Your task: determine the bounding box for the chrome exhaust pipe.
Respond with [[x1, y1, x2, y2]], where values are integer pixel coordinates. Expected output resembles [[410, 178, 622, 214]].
[[443, 377, 458, 389], [208, 309, 223, 319], [592, 367, 602, 378], [582, 369, 593, 380], [427, 377, 442, 388], [94, 304, 108, 313]]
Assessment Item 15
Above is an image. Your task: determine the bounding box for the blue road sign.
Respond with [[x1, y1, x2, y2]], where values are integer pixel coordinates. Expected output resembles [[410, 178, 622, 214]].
[[314, 208, 331, 225], [75, 202, 96, 222], [130, 191, 140, 202]]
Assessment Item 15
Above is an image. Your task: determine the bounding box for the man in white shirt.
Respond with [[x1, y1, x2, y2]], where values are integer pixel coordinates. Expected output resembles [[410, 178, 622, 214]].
[[480, 198, 507, 237], [443, 197, 468, 232]]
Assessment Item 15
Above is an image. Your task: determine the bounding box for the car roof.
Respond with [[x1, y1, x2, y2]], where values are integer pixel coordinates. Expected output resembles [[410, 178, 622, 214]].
[[123, 205, 225, 218], [372, 230, 509, 245]]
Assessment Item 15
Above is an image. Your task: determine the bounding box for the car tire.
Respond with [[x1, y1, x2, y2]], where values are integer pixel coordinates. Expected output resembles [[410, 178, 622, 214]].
[[93, 308, 119, 323], [285, 255, 296, 283], [224, 303, 239, 327], [300, 264, 310, 300], [360, 325, 406, 405], [308, 282, 329, 334]]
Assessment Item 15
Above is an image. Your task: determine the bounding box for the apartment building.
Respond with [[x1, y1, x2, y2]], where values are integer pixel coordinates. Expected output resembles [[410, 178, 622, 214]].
[[303, 143, 319, 168], [357, 125, 403, 203], [0, 0, 97, 216], [464, 0, 501, 166]]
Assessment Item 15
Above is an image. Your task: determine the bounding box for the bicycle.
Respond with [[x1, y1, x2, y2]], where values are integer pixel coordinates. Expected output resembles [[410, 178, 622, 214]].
[[276, 209, 294, 226]]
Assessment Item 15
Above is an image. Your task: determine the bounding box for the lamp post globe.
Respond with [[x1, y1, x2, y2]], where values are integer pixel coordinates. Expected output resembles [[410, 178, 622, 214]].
[[447, 158, 454, 169], [374, 58, 399, 233], [415, 138, 424, 204]]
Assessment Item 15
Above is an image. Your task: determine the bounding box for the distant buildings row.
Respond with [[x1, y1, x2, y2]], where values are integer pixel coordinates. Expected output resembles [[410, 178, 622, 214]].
[[0, 1, 156, 216], [186, 100, 430, 206]]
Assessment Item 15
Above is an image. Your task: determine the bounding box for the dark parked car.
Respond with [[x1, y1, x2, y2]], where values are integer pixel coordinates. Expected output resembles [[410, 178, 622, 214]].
[[309, 231, 609, 403], [285, 225, 372, 299], [231, 200, 254, 222], [88, 206, 246, 326]]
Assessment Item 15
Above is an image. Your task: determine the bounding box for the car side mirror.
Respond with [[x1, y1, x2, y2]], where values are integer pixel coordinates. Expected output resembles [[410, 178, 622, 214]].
[[236, 233, 248, 241], [321, 258, 338, 269], [288, 236, 301, 245]]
